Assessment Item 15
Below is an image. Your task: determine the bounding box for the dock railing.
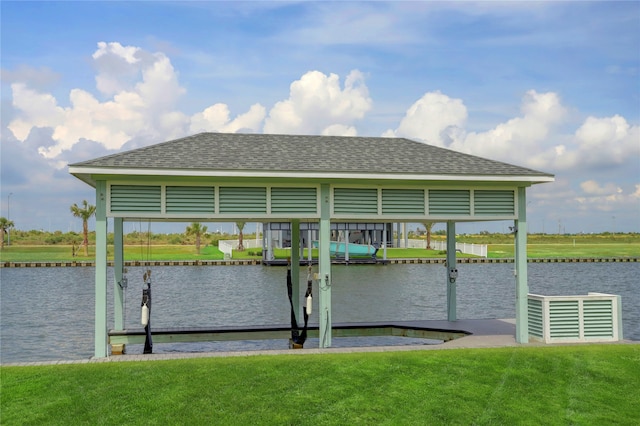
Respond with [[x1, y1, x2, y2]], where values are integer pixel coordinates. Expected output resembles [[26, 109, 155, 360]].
[[401, 239, 488, 258], [527, 292, 622, 343]]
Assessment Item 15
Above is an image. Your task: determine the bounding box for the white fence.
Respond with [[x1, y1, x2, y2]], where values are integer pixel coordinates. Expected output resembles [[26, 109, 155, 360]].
[[218, 239, 262, 259], [400, 239, 487, 258], [527, 293, 622, 343]]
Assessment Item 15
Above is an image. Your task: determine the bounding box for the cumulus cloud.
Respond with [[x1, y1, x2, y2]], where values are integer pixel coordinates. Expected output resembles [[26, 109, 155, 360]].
[[449, 90, 567, 164], [7, 41, 265, 161], [382, 91, 467, 146], [190, 103, 265, 134], [264, 70, 372, 135]]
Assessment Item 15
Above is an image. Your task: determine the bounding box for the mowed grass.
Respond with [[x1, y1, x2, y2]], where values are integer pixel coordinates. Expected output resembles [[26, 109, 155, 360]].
[[489, 243, 640, 259], [1, 242, 639, 262], [2, 345, 639, 425], [0, 244, 224, 262]]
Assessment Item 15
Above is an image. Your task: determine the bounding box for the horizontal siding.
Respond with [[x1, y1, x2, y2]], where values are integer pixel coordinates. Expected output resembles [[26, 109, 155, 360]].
[[166, 186, 215, 213], [110, 185, 161, 213], [549, 300, 580, 338], [271, 187, 317, 214], [583, 300, 614, 337], [334, 188, 378, 214], [219, 187, 267, 213], [474, 190, 515, 215], [381, 189, 425, 215], [527, 298, 544, 338], [428, 190, 470, 215]]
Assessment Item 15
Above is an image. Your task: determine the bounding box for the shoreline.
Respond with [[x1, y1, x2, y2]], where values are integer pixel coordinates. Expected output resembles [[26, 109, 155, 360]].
[[1, 257, 638, 268]]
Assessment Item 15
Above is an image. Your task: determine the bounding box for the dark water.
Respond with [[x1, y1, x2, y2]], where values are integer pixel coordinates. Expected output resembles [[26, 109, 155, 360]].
[[1, 262, 637, 363]]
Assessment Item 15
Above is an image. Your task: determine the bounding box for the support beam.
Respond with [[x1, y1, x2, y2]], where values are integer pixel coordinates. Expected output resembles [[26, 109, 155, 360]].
[[446, 221, 457, 322], [344, 230, 350, 262], [318, 184, 332, 348], [290, 219, 300, 320], [515, 187, 529, 343], [114, 217, 125, 330], [94, 181, 108, 358], [382, 225, 387, 260]]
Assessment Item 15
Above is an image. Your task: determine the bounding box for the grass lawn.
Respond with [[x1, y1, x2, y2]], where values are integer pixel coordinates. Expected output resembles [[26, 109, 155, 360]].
[[489, 243, 640, 259], [1, 345, 638, 425], [0, 244, 225, 262], [1, 243, 639, 263]]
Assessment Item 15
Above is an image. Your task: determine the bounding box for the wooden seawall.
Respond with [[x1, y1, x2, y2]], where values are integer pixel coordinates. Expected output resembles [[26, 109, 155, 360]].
[[1, 257, 637, 267]]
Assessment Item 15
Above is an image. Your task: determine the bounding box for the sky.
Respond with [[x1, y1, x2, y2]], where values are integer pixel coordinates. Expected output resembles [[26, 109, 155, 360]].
[[1, 1, 639, 235]]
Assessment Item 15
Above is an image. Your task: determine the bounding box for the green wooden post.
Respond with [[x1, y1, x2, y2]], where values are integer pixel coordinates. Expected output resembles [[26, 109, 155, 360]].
[[515, 187, 529, 343], [114, 217, 125, 330], [318, 184, 332, 348], [94, 180, 108, 358], [446, 221, 457, 322], [291, 219, 300, 320]]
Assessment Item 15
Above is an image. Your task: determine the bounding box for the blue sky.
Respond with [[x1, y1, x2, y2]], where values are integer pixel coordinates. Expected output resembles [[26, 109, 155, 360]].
[[1, 1, 638, 234]]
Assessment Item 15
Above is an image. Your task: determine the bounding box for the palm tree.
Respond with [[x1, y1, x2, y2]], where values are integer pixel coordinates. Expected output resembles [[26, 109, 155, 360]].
[[0, 217, 14, 250], [186, 222, 208, 255], [236, 222, 246, 251], [422, 222, 436, 250], [70, 200, 96, 256]]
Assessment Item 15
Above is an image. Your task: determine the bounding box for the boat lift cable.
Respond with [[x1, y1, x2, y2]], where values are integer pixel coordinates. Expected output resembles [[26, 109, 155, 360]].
[[286, 261, 312, 347]]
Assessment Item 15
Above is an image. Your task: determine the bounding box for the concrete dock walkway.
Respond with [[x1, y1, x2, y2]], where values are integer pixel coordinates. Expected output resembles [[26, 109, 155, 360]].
[[3, 318, 634, 367]]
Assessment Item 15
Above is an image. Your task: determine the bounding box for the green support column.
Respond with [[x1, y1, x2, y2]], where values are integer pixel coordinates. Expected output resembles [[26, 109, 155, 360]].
[[114, 217, 125, 330], [94, 180, 108, 358], [446, 221, 457, 322], [290, 219, 300, 320], [515, 187, 529, 343], [318, 184, 332, 348]]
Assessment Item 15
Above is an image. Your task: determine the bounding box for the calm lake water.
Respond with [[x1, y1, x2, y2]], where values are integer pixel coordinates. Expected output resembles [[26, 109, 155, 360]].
[[1, 262, 638, 363]]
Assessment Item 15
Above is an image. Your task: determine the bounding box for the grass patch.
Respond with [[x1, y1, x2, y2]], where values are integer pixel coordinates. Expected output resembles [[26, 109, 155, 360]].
[[0, 245, 224, 262], [2, 242, 639, 263], [2, 345, 639, 425], [488, 243, 640, 259]]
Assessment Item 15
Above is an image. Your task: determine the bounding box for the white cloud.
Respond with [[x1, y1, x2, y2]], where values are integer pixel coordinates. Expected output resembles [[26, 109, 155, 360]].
[[7, 42, 265, 160], [264, 70, 372, 135], [383, 91, 467, 146], [580, 180, 622, 196], [190, 103, 265, 134], [450, 90, 566, 164]]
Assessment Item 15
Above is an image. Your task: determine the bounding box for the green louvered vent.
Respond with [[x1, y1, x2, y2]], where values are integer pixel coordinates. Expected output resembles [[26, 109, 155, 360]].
[[271, 187, 317, 214], [381, 189, 425, 215], [334, 188, 378, 214], [166, 186, 215, 213], [549, 300, 580, 338], [428, 190, 470, 215], [527, 298, 544, 338], [219, 187, 267, 213], [583, 300, 614, 337], [474, 190, 515, 215], [110, 185, 161, 213]]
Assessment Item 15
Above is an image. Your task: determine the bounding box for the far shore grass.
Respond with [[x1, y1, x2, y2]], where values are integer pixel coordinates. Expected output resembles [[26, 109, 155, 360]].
[[1, 242, 639, 263], [2, 345, 639, 424]]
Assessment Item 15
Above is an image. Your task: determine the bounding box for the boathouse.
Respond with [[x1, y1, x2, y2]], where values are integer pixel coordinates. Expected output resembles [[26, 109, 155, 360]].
[[69, 133, 554, 358]]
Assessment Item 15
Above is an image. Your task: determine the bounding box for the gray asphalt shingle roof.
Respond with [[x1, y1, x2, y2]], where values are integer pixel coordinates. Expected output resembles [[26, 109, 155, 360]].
[[69, 132, 553, 178]]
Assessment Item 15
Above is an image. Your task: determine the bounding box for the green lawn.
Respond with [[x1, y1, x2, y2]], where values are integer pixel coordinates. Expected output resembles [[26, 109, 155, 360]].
[[0, 244, 225, 262], [2, 345, 638, 425], [1, 243, 639, 263], [489, 243, 640, 259]]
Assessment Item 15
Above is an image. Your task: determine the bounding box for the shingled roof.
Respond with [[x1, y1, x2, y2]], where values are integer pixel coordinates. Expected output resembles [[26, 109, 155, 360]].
[[69, 133, 553, 184]]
